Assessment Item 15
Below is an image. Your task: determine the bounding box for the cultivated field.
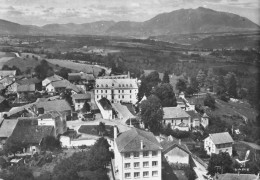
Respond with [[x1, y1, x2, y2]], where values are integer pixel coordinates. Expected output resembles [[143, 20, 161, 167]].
[[46, 59, 104, 76]]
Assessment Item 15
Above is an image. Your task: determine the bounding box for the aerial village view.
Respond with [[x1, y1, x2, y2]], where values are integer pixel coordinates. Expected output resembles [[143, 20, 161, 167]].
[[0, 0, 259, 180]]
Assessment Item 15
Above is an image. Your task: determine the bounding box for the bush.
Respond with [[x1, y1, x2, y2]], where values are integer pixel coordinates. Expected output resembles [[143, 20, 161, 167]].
[[204, 94, 216, 109]]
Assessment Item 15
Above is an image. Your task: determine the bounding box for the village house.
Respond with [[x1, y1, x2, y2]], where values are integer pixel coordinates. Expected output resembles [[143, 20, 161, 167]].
[[72, 93, 91, 111], [68, 72, 95, 91], [45, 79, 81, 95], [17, 84, 35, 99], [0, 119, 18, 148], [161, 136, 191, 167], [0, 76, 17, 93], [0, 96, 10, 119], [42, 74, 63, 88], [186, 110, 201, 128], [95, 78, 139, 104], [8, 118, 54, 154], [114, 127, 163, 180], [96, 98, 113, 119], [162, 107, 191, 131], [37, 111, 67, 136], [204, 132, 234, 156]]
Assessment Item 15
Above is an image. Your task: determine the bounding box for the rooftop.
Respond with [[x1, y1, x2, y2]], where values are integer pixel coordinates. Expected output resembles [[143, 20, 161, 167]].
[[0, 119, 18, 138], [115, 128, 162, 153], [8, 118, 54, 145], [36, 99, 72, 112], [72, 93, 91, 100], [44, 74, 63, 82], [0, 70, 16, 77], [68, 72, 95, 81], [17, 84, 35, 92], [38, 111, 61, 119], [186, 110, 201, 119], [209, 132, 234, 145], [163, 107, 190, 119], [217, 173, 259, 180], [95, 78, 138, 89]]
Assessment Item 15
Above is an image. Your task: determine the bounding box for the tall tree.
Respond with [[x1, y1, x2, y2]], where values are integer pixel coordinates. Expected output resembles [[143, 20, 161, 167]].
[[176, 79, 187, 93], [216, 75, 226, 95], [140, 95, 163, 134], [205, 68, 215, 91], [204, 93, 216, 109], [224, 72, 238, 98], [162, 71, 170, 83], [34, 60, 54, 80], [152, 83, 177, 107], [196, 69, 206, 87], [207, 152, 233, 176]]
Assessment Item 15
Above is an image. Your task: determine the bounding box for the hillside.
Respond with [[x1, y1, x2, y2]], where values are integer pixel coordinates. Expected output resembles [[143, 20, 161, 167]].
[[0, 7, 259, 36]]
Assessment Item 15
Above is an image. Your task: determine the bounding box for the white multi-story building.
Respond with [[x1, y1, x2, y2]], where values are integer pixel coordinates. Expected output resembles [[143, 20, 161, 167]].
[[204, 132, 234, 156], [95, 78, 138, 104], [114, 127, 162, 180]]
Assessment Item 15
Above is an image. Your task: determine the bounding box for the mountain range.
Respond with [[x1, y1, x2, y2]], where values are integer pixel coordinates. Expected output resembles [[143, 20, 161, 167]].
[[0, 7, 259, 37]]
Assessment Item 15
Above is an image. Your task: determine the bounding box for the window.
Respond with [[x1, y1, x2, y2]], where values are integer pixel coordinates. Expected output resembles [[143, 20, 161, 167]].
[[122, 95, 124, 99], [124, 153, 130, 158], [122, 90, 124, 93], [130, 84, 132, 87], [101, 84, 103, 87], [130, 95, 132, 99], [143, 161, 149, 167], [97, 95, 99, 99], [152, 161, 158, 167], [125, 173, 131, 178], [118, 90, 120, 93], [125, 163, 130, 169], [134, 152, 139, 158], [119, 84, 121, 87], [96, 84, 99, 87], [112, 83, 114, 86], [130, 90, 132, 93], [126, 84, 128, 87], [143, 151, 149, 157], [152, 171, 158, 177], [152, 151, 158, 156], [134, 162, 140, 168], [122, 84, 124, 87], [118, 95, 120, 98], [96, 90, 98, 93], [134, 172, 140, 178], [143, 171, 149, 177], [106, 84, 108, 87], [101, 90, 103, 93], [105, 90, 107, 93]]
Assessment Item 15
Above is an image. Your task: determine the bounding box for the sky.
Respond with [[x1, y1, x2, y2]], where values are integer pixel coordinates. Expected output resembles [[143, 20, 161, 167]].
[[0, 0, 259, 26]]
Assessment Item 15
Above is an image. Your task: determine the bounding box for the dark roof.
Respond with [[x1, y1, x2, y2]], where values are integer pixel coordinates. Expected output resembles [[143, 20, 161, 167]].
[[186, 110, 201, 119], [217, 173, 258, 180], [17, 84, 35, 92], [68, 72, 95, 81], [17, 77, 41, 85], [38, 111, 61, 119], [161, 138, 190, 155], [209, 132, 234, 145], [163, 107, 190, 119], [9, 118, 53, 145], [0, 96, 5, 104], [36, 99, 72, 112], [115, 128, 162, 153], [98, 98, 112, 110], [72, 93, 91, 100]]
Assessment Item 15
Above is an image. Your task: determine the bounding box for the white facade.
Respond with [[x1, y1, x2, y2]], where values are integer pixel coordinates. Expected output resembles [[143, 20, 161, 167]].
[[204, 136, 233, 156], [45, 83, 55, 93], [114, 143, 162, 180], [95, 78, 139, 104]]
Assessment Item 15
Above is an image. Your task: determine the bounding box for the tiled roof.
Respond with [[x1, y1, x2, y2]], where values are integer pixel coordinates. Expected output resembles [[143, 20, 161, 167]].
[[115, 128, 162, 153], [45, 74, 63, 82], [9, 118, 54, 144], [50, 79, 70, 88], [38, 111, 61, 119], [163, 107, 190, 119], [68, 73, 95, 81], [218, 173, 258, 180], [0, 95, 5, 103], [98, 98, 112, 110], [186, 110, 201, 119], [202, 113, 209, 118], [72, 93, 91, 100], [17, 77, 41, 85], [0, 70, 16, 77], [112, 103, 135, 120], [7, 103, 35, 117], [66, 84, 81, 93], [95, 78, 138, 89], [161, 138, 190, 155], [209, 132, 234, 145], [17, 84, 35, 92], [36, 99, 72, 112], [0, 119, 18, 138]]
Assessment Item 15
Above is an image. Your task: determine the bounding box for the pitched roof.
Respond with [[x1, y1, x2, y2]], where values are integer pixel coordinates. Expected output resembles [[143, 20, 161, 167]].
[[115, 128, 162, 153], [209, 132, 234, 145], [17, 84, 35, 92], [38, 111, 61, 119], [186, 110, 201, 119], [7, 103, 35, 117], [95, 78, 138, 89], [0, 70, 16, 77], [45, 74, 63, 82], [0, 96, 5, 104], [98, 98, 112, 110], [72, 93, 91, 100], [68, 72, 95, 81], [163, 107, 190, 119], [66, 83, 81, 93], [217, 173, 259, 180], [161, 137, 190, 155], [50, 79, 70, 88], [17, 77, 41, 85], [0, 119, 18, 138], [112, 103, 135, 121], [9, 118, 54, 144], [36, 99, 72, 112], [202, 113, 209, 118]]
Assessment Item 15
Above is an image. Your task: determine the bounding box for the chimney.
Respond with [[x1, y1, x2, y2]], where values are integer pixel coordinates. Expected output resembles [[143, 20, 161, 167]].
[[179, 139, 181, 145], [141, 140, 143, 150], [113, 126, 117, 140]]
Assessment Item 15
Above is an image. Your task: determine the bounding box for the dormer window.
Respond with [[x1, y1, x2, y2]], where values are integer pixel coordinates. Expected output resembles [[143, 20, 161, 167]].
[[101, 84, 104, 87], [96, 84, 99, 87], [106, 84, 108, 87], [126, 84, 128, 87], [112, 83, 114, 86], [130, 84, 132, 87], [119, 84, 121, 87], [122, 84, 124, 87]]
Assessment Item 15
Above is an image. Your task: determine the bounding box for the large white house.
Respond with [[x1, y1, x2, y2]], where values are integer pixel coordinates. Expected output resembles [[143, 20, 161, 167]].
[[95, 78, 138, 104], [204, 132, 234, 156], [114, 127, 162, 180]]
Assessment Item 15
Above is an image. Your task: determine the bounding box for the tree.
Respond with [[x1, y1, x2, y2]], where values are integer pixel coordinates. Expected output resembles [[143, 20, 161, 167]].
[[0, 166, 34, 180], [3, 138, 25, 157], [186, 77, 199, 96], [97, 122, 106, 136], [98, 69, 106, 77], [152, 83, 177, 107], [176, 79, 187, 93], [224, 72, 238, 98], [216, 76, 226, 95], [81, 101, 91, 113], [140, 95, 163, 134], [205, 68, 215, 91], [204, 93, 216, 109], [162, 71, 170, 83], [207, 152, 233, 176], [56, 67, 72, 80], [34, 59, 54, 80], [40, 136, 61, 151], [196, 69, 206, 87]]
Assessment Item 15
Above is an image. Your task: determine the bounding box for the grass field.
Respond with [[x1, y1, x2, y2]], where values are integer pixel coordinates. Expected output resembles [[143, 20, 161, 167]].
[[0, 57, 14, 69], [46, 59, 103, 76], [4, 57, 40, 71]]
